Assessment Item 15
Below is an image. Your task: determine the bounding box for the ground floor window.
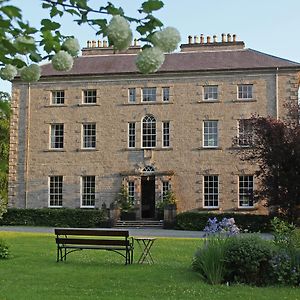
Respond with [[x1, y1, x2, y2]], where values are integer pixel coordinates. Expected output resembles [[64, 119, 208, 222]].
[[203, 175, 219, 208], [81, 176, 96, 207], [162, 181, 170, 200], [239, 175, 254, 207], [128, 181, 135, 204], [49, 176, 63, 207]]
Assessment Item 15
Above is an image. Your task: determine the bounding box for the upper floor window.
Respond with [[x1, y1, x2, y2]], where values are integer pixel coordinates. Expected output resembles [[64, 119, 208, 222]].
[[128, 88, 136, 103], [239, 175, 254, 207], [162, 121, 170, 148], [82, 123, 96, 149], [203, 85, 218, 101], [142, 87, 156, 102], [203, 175, 219, 208], [128, 122, 136, 148], [83, 89, 97, 104], [238, 119, 253, 147], [238, 84, 253, 100], [203, 120, 218, 148], [128, 181, 135, 204], [142, 115, 156, 148], [51, 90, 65, 105], [81, 176, 95, 207], [49, 176, 63, 207], [162, 87, 170, 102], [50, 124, 64, 149]]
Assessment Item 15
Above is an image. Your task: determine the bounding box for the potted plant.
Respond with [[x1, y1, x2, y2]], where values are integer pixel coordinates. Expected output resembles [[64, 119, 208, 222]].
[[115, 184, 136, 221]]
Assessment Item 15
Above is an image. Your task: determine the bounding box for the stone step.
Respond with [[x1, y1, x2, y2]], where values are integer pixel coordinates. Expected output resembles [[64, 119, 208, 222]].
[[115, 220, 164, 228]]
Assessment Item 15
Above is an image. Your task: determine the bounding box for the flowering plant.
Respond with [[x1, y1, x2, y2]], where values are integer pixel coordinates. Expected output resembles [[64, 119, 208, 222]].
[[203, 217, 240, 237]]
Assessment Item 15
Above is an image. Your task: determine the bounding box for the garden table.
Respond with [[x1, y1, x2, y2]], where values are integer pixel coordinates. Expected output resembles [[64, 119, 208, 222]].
[[134, 237, 156, 264]]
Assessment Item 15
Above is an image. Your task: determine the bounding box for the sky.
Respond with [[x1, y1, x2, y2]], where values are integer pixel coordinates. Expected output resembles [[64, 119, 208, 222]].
[[1, 0, 300, 94]]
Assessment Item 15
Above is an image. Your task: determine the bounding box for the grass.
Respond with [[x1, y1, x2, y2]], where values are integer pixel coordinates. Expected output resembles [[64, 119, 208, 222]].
[[0, 231, 299, 300]]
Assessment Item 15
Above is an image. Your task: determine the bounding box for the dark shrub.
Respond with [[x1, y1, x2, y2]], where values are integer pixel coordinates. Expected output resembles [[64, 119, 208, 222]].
[[175, 211, 271, 232], [224, 235, 273, 285], [0, 208, 110, 228]]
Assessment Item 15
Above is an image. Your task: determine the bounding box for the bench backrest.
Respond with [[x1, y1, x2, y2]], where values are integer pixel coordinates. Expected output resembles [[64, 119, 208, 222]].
[[55, 228, 130, 238]]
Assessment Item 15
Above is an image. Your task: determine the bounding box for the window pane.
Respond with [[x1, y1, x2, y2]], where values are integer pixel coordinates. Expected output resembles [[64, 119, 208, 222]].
[[81, 176, 95, 207], [142, 88, 156, 102], [163, 87, 170, 102], [238, 84, 253, 99], [128, 181, 135, 204], [128, 88, 136, 103], [50, 124, 64, 149], [51, 90, 65, 105], [239, 175, 254, 207], [83, 123, 96, 148], [49, 176, 63, 207], [163, 121, 170, 147], [203, 85, 218, 100], [203, 175, 219, 207], [203, 121, 218, 147]]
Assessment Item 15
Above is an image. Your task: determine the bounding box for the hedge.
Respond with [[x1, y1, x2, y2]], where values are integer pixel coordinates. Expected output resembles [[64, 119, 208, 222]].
[[174, 211, 272, 232], [0, 208, 111, 228]]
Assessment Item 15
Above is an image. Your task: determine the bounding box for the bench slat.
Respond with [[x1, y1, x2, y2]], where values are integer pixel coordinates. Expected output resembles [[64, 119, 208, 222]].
[[55, 229, 129, 237], [56, 238, 130, 246]]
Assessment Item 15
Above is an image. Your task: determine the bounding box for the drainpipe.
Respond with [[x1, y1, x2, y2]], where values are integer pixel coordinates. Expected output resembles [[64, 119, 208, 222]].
[[276, 67, 279, 120], [25, 83, 31, 208]]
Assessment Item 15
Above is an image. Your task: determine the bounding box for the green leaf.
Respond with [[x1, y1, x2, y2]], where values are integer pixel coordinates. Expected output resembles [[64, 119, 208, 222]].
[[29, 52, 43, 63], [65, 9, 80, 16], [105, 3, 123, 15], [0, 20, 11, 29], [50, 6, 63, 18], [42, 3, 52, 9], [141, 0, 164, 14], [0, 5, 22, 19], [41, 19, 61, 31]]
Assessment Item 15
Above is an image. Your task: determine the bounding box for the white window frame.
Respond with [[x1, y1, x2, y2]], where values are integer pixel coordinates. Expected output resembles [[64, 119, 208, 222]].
[[83, 89, 97, 104], [50, 124, 64, 149], [142, 87, 156, 102], [48, 176, 63, 207], [51, 90, 65, 105], [237, 84, 253, 100], [82, 123, 96, 149], [162, 87, 170, 102], [238, 119, 253, 147], [203, 85, 218, 101], [162, 121, 170, 148], [128, 88, 136, 103], [128, 181, 135, 204], [81, 176, 96, 208], [203, 120, 218, 148], [162, 181, 170, 201], [128, 122, 136, 148], [203, 175, 219, 208], [141, 115, 156, 148], [238, 175, 254, 208]]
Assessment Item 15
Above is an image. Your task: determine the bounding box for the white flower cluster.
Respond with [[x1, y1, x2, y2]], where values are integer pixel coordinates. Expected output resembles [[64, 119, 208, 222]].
[[62, 38, 80, 57], [136, 47, 165, 74], [136, 27, 180, 74], [51, 50, 74, 72], [20, 64, 41, 82], [0, 64, 18, 81], [107, 15, 132, 51], [152, 27, 181, 53]]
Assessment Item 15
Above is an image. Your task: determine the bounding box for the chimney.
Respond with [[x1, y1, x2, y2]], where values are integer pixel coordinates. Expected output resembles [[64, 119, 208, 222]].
[[233, 34, 237, 42], [221, 33, 226, 43], [91, 40, 96, 47], [97, 40, 102, 47], [194, 36, 199, 43], [87, 40, 91, 48], [188, 35, 192, 44], [213, 35, 217, 43], [200, 34, 204, 44], [133, 38, 138, 46], [207, 36, 211, 43], [227, 34, 231, 42], [103, 40, 108, 47]]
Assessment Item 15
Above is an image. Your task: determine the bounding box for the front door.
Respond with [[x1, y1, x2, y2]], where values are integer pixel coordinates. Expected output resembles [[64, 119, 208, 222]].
[[141, 176, 155, 218]]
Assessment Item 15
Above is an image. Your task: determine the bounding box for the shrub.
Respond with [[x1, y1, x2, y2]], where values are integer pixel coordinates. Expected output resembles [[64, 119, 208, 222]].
[[0, 208, 110, 228], [192, 237, 229, 285], [0, 239, 9, 259], [175, 211, 271, 232], [203, 217, 240, 237], [224, 235, 274, 285]]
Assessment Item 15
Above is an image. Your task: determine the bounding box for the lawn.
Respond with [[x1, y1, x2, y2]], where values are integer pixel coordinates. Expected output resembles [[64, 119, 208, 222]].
[[0, 231, 299, 300]]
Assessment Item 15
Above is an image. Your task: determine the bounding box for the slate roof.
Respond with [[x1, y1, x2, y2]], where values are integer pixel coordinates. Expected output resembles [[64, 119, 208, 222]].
[[41, 48, 300, 77]]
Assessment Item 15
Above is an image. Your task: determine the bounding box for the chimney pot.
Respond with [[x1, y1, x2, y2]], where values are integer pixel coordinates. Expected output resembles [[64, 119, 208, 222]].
[[233, 34, 237, 42], [134, 38, 138, 46], [194, 35, 199, 44], [221, 33, 226, 43], [213, 35, 217, 43], [188, 35, 192, 44], [87, 40, 91, 48], [227, 34, 231, 42], [207, 36, 211, 43], [97, 40, 102, 47], [103, 40, 108, 47], [200, 34, 204, 44], [92, 40, 96, 47]]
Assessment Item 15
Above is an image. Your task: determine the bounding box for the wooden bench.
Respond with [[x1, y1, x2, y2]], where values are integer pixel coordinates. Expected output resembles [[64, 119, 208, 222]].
[[55, 228, 134, 265]]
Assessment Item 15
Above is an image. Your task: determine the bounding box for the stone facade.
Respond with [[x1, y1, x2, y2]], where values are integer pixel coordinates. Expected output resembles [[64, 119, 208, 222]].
[[8, 37, 300, 218]]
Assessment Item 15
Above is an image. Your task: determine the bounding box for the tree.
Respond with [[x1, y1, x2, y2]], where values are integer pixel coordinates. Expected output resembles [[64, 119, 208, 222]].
[[0, 92, 10, 219], [237, 114, 300, 223], [0, 0, 180, 81]]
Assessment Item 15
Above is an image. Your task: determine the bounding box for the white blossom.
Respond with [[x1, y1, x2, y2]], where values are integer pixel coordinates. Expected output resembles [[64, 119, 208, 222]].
[[136, 47, 165, 74], [0, 64, 18, 81], [152, 27, 181, 53], [51, 51, 73, 71], [62, 38, 80, 57], [14, 36, 35, 54], [107, 15, 133, 51], [20, 64, 41, 82]]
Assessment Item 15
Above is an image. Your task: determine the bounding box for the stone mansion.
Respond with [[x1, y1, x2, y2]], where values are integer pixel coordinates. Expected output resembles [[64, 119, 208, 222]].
[[8, 34, 300, 219]]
